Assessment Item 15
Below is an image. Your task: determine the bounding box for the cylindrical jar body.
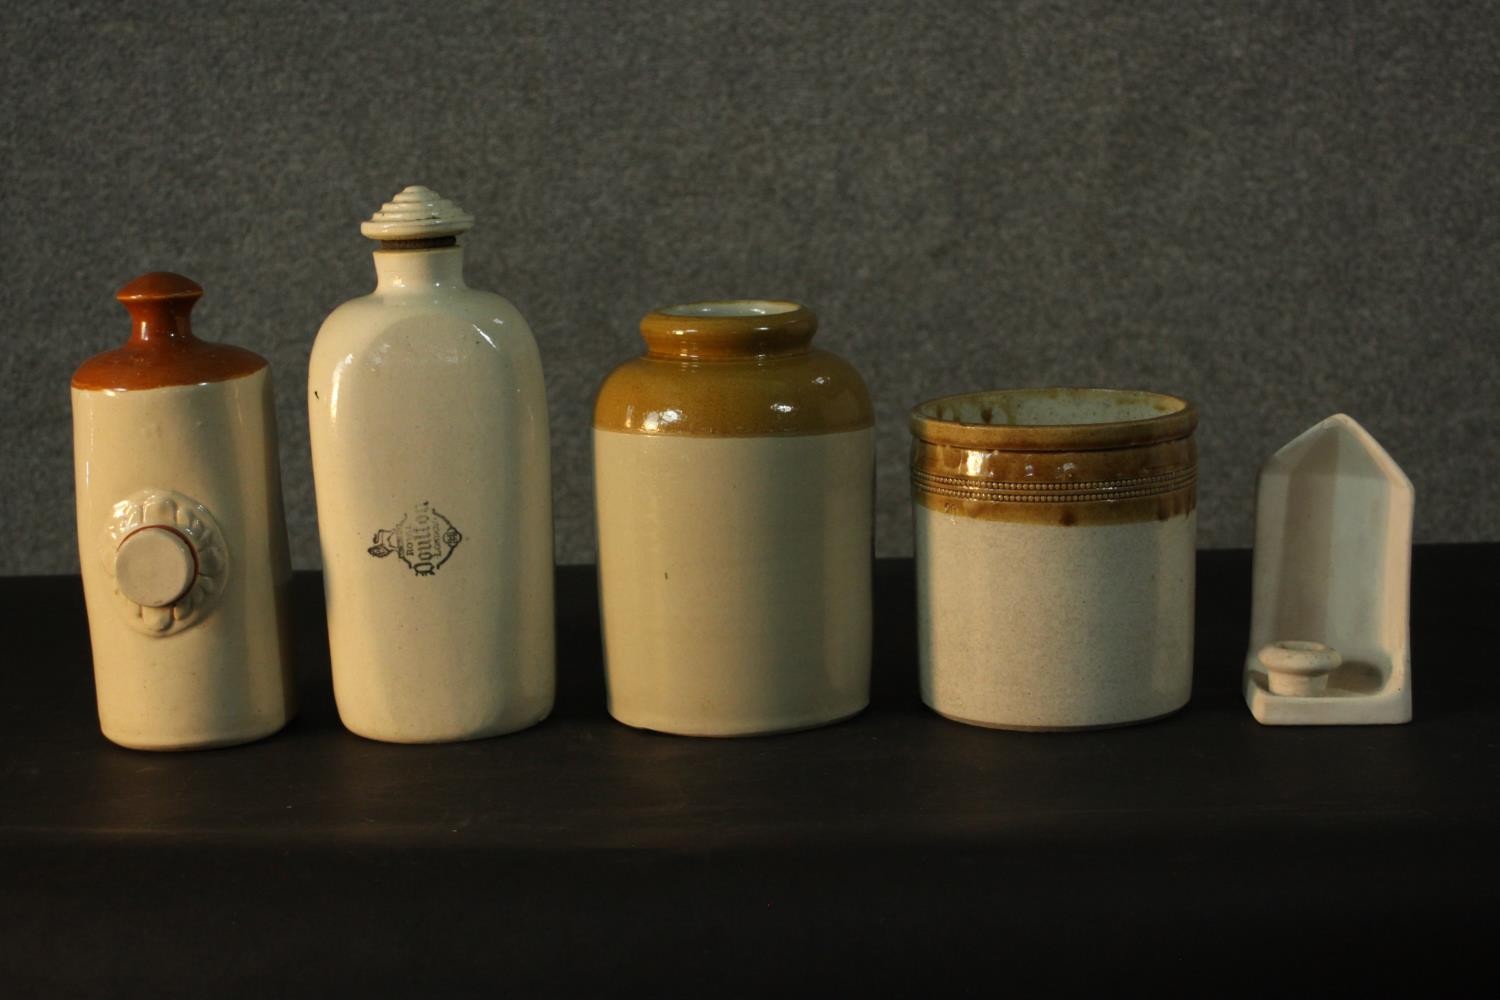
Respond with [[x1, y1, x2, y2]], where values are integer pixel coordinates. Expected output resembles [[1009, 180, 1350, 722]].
[[910, 388, 1198, 730], [308, 247, 554, 742], [594, 302, 873, 736], [73, 368, 295, 749]]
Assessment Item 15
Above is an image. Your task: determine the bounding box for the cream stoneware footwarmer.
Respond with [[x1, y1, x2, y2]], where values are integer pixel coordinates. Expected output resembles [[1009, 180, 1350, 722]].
[[1242, 414, 1414, 725], [910, 388, 1198, 730], [72, 273, 295, 750], [594, 301, 874, 736], [309, 185, 554, 743]]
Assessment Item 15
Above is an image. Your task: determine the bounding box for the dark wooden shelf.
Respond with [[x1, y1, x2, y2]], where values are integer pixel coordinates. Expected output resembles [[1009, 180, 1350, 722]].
[[3, 548, 1498, 995]]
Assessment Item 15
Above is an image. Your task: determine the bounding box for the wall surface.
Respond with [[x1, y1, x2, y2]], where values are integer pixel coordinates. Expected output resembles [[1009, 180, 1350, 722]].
[[3, 0, 1496, 573]]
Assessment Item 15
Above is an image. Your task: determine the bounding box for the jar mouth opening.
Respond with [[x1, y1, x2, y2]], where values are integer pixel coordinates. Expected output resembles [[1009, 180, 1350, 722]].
[[658, 300, 801, 318], [910, 388, 1196, 451], [640, 300, 816, 360], [1274, 640, 1335, 654]]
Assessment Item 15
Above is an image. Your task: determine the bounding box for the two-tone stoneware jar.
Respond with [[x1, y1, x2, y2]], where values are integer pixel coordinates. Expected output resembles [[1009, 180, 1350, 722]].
[[594, 301, 873, 736], [909, 388, 1198, 730], [72, 273, 295, 750]]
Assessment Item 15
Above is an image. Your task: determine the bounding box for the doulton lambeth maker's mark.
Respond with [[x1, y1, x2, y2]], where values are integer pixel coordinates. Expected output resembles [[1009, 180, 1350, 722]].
[[368, 501, 463, 576]]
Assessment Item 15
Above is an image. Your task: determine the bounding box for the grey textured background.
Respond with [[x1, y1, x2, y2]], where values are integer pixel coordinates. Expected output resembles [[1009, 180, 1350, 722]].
[[3, 0, 1497, 573]]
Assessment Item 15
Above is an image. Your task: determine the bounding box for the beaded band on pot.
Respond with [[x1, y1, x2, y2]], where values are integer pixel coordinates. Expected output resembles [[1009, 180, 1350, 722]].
[[909, 389, 1198, 527]]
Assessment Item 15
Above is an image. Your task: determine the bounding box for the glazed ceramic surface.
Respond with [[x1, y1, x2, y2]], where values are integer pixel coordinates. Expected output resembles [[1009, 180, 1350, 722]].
[[72, 273, 294, 750], [1243, 414, 1413, 725], [910, 388, 1198, 730], [593, 301, 873, 736], [308, 186, 554, 743]]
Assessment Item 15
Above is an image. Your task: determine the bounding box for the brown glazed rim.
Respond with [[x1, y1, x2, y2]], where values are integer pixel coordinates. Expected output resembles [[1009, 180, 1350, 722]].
[[639, 301, 815, 360], [910, 387, 1197, 452]]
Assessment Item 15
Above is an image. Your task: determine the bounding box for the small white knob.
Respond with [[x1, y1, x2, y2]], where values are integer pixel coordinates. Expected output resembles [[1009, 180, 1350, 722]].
[[115, 527, 196, 609], [1259, 640, 1342, 697]]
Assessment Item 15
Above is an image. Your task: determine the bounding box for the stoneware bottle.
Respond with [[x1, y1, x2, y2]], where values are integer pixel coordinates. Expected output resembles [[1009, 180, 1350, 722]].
[[309, 185, 554, 743], [910, 388, 1197, 730], [594, 301, 873, 736], [72, 272, 295, 750]]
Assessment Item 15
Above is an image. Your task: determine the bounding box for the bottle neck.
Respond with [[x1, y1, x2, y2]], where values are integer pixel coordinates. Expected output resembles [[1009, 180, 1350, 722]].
[[115, 272, 203, 349], [372, 245, 468, 293], [126, 299, 199, 347]]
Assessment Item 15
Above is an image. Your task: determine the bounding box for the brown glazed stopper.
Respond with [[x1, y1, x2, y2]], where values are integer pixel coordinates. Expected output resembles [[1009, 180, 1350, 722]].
[[71, 272, 267, 391]]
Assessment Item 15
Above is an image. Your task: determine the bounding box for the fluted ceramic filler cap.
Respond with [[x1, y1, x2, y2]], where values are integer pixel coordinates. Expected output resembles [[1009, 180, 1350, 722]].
[[361, 185, 474, 243]]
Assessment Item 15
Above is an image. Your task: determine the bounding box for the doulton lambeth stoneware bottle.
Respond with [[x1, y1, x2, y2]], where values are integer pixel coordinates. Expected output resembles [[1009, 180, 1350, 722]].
[[71, 273, 295, 750], [308, 185, 554, 743], [594, 301, 874, 736]]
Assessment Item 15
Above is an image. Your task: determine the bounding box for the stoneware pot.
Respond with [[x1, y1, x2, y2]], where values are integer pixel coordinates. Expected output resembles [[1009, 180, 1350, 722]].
[[594, 301, 873, 736], [72, 272, 295, 750], [309, 185, 554, 743], [909, 387, 1198, 730]]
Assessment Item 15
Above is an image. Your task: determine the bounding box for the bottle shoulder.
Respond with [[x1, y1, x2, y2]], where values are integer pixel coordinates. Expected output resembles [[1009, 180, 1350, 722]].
[[319, 286, 528, 329], [72, 342, 267, 392], [594, 348, 872, 437], [311, 289, 537, 366]]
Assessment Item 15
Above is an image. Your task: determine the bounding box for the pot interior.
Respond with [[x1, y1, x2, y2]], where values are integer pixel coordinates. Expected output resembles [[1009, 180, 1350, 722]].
[[658, 300, 800, 318], [917, 388, 1186, 428]]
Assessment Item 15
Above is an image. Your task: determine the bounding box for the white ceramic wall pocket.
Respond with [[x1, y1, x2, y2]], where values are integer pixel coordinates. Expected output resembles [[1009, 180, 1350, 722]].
[[1243, 413, 1414, 725]]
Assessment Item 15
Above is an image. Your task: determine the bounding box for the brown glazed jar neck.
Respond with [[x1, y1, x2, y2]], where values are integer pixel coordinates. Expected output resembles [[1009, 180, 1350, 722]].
[[597, 301, 872, 437], [72, 272, 267, 391], [639, 301, 816, 360]]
